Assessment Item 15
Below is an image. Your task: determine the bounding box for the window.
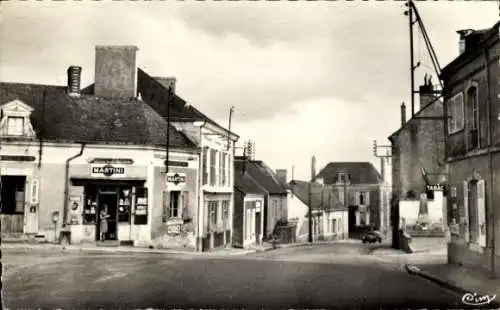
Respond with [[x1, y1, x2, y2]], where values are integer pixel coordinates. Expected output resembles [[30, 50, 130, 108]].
[[202, 147, 209, 185], [169, 191, 181, 218], [331, 219, 337, 233], [337, 172, 349, 184], [210, 149, 217, 186], [7, 116, 24, 136], [222, 200, 229, 229], [467, 86, 480, 149], [221, 153, 228, 186], [208, 201, 218, 230], [338, 190, 345, 205], [448, 92, 464, 134], [227, 154, 232, 187], [357, 192, 370, 205], [117, 187, 132, 223]]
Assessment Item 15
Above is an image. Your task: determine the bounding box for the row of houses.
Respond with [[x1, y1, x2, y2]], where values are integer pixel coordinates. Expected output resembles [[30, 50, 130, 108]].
[[0, 45, 293, 252], [0, 44, 390, 251], [388, 21, 500, 275]]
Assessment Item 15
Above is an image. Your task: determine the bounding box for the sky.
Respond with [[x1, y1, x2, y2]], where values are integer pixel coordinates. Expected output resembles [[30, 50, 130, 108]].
[[1, 1, 499, 182]]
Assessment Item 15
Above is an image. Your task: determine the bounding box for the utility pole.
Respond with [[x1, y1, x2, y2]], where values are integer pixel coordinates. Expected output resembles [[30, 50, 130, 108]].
[[405, 0, 416, 116], [227, 106, 234, 151], [373, 140, 392, 238], [308, 156, 315, 243]]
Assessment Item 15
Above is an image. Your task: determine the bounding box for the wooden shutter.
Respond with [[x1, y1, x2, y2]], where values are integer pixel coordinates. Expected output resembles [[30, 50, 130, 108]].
[[182, 191, 189, 220], [162, 191, 170, 222], [477, 180, 486, 247], [463, 181, 469, 243], [355, 192, 360, 205]]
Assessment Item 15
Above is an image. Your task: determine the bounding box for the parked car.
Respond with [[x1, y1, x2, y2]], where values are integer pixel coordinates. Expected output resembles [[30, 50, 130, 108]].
[[362, 230, 383, 244]]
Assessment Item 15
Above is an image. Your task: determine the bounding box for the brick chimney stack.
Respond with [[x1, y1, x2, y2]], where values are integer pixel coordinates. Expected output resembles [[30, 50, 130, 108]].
[[419, 73, 436, 110], [94, 45, 138, 98]]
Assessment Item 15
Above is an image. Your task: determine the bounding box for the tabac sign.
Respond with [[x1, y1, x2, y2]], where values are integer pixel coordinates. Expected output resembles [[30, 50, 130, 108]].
[[90, 164, 126, 178], [166, 172, 186, 188]]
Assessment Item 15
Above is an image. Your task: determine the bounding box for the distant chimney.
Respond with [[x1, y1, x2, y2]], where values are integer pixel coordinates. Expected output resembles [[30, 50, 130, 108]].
[[401, 102, 406, 127], [419, 74, 436, 110], [94, 45, 138, 98], [67, 66, 82, 97], [275, 169, 287, 185], [155, 77, 176, 94], [311, 155, 316, 180], [457, 29, 474, 55]]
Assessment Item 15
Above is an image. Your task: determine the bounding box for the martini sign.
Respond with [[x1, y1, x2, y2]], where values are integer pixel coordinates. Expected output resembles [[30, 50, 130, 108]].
[[166, 173, 186, 187], [91, 164, 126, 177]]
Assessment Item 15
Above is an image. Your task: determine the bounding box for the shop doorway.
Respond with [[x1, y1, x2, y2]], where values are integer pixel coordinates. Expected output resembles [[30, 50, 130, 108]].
[[1, 175, 26, 233], [97, 191, 118, 241]]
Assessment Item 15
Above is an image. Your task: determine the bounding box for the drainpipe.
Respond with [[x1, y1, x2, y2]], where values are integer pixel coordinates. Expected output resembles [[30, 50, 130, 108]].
[[62, 143, 86, 227], [196, 149, 202, 252], [485, 47, 496, 278]]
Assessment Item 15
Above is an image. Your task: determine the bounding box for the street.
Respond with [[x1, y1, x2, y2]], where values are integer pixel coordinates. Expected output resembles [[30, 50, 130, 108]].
[[2, 243, 470, 309]]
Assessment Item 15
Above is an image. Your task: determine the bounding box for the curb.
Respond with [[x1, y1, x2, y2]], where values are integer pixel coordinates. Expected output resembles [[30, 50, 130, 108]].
[[405, 264, 500, 309], [1, 243, 257, 257]]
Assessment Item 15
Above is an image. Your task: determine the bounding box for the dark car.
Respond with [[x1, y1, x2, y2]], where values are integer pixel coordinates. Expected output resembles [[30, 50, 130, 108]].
[[362, 230, 383, 244]]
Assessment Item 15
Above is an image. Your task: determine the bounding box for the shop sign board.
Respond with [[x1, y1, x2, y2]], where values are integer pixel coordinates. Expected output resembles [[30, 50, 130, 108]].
[[90, 164, 126, 178], [166, 172, 186, 188]]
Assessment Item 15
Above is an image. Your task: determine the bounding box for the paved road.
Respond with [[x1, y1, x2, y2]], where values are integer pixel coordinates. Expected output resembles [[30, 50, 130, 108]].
[[2, 245, 469, 309]]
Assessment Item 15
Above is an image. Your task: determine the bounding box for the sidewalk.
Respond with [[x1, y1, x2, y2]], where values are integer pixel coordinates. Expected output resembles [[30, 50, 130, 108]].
[[413, 263, 500, 300], [0, 242, 259, 257]]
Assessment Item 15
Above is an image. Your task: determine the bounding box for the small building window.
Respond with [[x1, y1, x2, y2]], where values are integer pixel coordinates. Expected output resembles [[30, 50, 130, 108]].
[[7, 116, 24, 136], [169, 191, 181, 218], [467, 86, 480, 149], [448, 92, 464, 134]]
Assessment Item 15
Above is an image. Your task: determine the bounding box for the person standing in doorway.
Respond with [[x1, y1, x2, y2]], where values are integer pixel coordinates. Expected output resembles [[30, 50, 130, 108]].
[[99, 205, 110, 241]]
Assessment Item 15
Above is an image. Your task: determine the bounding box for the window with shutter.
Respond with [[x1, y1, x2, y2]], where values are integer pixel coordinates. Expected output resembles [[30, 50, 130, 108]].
[[365, 192, 370, 206], [169, 191, 181, 218], [182, 191, 189, 220], [477, 180, 486, 247], [463, 181, 470, 243], [162, 191, 170, 223]]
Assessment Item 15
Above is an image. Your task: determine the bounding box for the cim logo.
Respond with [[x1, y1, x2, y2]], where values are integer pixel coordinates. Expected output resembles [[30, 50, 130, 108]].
[[167, 173, 186, 185], [92, 165, 125, 177]]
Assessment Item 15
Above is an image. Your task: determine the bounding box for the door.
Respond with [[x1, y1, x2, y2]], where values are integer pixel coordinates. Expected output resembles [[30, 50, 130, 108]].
[[255, 211, 261, 243], [97, 191, 118, 241], [477, 180, 486, 247]]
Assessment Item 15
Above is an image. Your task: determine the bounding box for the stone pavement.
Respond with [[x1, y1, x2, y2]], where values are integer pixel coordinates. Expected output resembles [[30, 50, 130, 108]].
[[414, 263, 500, 302]]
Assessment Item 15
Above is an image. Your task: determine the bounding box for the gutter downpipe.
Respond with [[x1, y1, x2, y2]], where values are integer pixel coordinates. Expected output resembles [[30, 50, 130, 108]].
[[485, 47, 496, 279], [63, 143, 86, 227], [196, 122, 206, 252]]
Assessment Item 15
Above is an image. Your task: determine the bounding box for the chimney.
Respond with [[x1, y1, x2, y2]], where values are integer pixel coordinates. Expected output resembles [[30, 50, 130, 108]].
[[154, 77, 176, 94], [457, 29, 474, 55], [94, 45, 138, 98], [419, 74, 436, 110], [311, 155, 316, 181], [276, 169, 287, 185], [401, 102, 406, 127], [67, 66, 82, 97]]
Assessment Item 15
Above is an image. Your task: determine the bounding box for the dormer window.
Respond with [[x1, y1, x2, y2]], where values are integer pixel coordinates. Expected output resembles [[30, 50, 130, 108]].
[[337, 172, 350, 184], [7, 116, 24, 136], [0, 99, 36, 138]]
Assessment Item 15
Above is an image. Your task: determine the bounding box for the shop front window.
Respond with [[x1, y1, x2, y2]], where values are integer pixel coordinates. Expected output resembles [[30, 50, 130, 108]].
[[117, 187, 131, 223], [83, 185, 98, 225]]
